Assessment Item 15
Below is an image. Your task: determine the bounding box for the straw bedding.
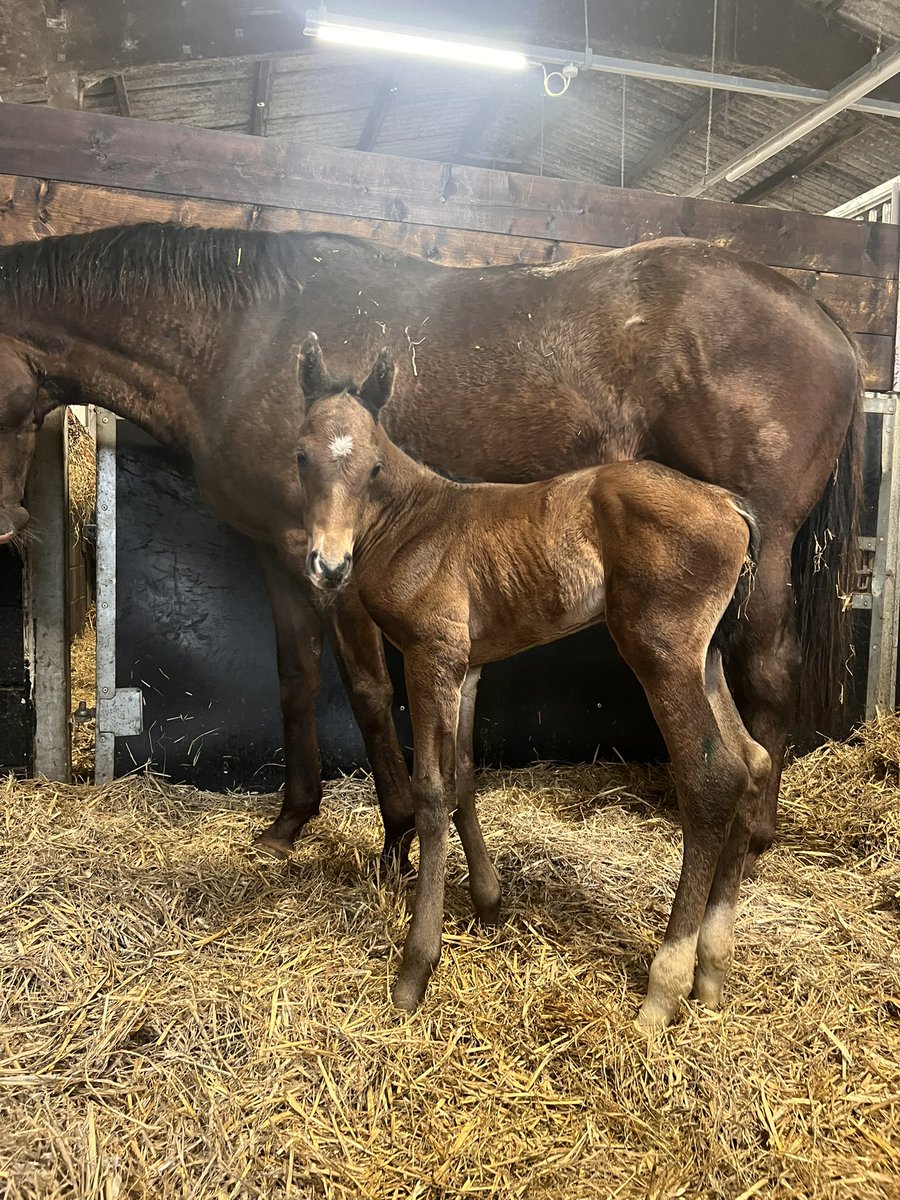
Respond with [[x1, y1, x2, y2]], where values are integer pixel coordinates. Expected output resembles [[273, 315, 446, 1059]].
[[1, 717, 898, 1199]]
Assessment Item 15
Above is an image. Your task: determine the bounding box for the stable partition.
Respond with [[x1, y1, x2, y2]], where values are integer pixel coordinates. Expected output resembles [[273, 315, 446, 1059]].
[[0, 102, 897, 780]]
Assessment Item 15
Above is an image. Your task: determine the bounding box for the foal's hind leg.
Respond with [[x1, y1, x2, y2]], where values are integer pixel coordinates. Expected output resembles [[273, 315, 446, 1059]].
[[453, 668, 501, 924], [611, 625, 754, 1028], [693, 654, 771, 1009], [255, 549, 324, 858], [725, 535, 799, 871]]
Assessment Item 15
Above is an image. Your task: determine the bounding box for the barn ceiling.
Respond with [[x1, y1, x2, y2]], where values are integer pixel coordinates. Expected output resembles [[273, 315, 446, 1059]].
[[1, 0, 899, 214]]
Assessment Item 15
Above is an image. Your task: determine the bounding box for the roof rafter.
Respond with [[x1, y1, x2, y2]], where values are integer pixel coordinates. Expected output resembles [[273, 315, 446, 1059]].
[[357, 70, 400, 152], [250, 59, 273, 136], [732, 116, 869, 204]]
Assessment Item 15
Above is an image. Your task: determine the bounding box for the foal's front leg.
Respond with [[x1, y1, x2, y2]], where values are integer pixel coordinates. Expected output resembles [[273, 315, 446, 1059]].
[[325, 587, 416, 870], [392, 645, 468, 1012], [453, 667, 501, 924]]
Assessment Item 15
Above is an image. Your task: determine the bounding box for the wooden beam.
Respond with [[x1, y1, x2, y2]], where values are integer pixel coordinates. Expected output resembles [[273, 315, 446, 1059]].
[[0, 102, 895, 280], [732, 118, 869, 205], [113, 73, 131, 118], [357, 71, 399, 152], [250, 59, 273, 137]]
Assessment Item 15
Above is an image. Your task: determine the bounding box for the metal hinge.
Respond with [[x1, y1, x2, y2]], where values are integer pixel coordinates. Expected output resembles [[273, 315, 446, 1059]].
[[97, 688, 144, 737]]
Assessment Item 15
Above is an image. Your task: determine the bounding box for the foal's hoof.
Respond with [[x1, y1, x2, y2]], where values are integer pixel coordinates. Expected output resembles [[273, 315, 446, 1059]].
[[635, 995, 679, 1031], [691, 969, 725, 1010]]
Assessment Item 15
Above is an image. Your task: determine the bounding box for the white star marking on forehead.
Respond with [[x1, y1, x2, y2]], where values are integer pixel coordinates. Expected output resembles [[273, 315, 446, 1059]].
[[329, 433, 354, 460]]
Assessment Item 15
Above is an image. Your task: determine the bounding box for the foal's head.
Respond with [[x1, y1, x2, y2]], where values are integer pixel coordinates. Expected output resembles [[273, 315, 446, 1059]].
[[296, 332, 393, 591]]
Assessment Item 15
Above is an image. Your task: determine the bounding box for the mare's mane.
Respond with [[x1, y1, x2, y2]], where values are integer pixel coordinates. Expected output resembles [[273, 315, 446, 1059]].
[[0, 221, 312, 311]]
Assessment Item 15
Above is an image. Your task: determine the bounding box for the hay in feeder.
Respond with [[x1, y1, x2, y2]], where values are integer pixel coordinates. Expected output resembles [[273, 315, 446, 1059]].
[[1, 717, 898, 1199], [66, 410, 96, 535]]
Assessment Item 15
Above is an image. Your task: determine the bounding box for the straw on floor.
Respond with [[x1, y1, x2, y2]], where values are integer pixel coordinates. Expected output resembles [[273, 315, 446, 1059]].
[[1, 717, 898, 1199]]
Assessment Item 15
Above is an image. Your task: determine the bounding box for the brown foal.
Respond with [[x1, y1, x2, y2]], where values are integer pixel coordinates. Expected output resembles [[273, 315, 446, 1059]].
[[294, 334, 771, 1027]]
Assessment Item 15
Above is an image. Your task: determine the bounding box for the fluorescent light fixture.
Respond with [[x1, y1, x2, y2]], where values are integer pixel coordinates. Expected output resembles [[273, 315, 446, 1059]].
[[304, 9, 528, 70]]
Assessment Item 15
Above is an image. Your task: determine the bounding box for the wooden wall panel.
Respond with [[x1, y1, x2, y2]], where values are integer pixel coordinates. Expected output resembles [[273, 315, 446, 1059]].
[[0, 102, 897, 279]]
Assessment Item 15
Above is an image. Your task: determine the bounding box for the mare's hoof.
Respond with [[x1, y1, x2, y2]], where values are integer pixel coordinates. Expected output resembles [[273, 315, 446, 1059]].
[[253, 830, 295, 860], [475, 900, 502, 927], [380, 833, 416, 877], [743, 834, 773, 879], [742, 852, 763, 881], [391, 976, 425, 1013]]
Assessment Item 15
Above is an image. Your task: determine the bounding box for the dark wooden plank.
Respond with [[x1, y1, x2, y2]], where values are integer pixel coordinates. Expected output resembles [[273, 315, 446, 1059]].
[[0, 175, 895, 343], [0, 103, 896, 279], [779, 266, 897, 337], [856, 333, 894, 391], [0, 174, 253, 242]]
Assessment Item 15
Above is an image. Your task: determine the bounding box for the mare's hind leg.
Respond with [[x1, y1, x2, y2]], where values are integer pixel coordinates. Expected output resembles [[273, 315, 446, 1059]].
[[453, 667, 501, 924], [725, 536, 799, 871], [325, 588, 416, 871], [255, 549, 324, 858], [693, 653, 771, 1009]]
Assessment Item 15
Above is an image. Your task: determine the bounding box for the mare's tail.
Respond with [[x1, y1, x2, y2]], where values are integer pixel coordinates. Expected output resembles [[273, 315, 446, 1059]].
[[792, 306, 865, 738]]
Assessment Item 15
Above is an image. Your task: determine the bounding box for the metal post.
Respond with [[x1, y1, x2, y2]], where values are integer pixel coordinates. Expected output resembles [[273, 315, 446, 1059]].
[[24, 407, 71, 780], [94, 410, 143, 785], [863, 397, 900, 716]]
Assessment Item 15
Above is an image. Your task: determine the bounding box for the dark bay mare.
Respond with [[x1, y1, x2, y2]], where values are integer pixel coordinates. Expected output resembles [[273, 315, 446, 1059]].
[[0, 223, 861, 868], [292, 334, 771, 1024]]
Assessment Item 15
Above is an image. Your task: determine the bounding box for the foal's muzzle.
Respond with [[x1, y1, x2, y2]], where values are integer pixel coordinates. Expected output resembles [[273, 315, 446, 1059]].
[[307, 549, 353, 591]]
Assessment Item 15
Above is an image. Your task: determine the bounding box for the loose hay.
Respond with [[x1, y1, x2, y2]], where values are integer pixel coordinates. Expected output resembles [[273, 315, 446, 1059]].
[[1, 719, 898, 1199], [70, 610, 96, 782]]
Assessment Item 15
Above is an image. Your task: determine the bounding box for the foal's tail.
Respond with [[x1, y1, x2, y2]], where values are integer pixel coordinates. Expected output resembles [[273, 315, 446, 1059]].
[[792, 307, 864, 738], [711, 500, 761, 660]]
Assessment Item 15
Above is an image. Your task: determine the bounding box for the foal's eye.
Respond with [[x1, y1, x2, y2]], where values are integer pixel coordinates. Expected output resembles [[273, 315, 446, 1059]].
[[297, 450, 309, 471], [370, 462, 383, 479]]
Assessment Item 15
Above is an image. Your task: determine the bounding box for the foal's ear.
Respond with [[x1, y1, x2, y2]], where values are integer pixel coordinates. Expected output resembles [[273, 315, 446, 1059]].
[[298, 331, 331, 408], [357, 347, 394, 420]]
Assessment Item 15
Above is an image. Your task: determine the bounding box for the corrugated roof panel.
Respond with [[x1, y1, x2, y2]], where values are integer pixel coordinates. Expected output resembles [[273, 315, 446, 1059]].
[[61, 39, 900, 217]]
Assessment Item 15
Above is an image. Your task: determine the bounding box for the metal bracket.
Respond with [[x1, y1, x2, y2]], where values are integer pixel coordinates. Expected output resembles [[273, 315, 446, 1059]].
[[98, 687, 143, 736], [863, 392, 897, 415]]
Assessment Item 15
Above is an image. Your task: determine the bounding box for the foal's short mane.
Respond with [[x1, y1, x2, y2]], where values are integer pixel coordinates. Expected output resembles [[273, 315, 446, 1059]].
[[0, 222, 307, 311]]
